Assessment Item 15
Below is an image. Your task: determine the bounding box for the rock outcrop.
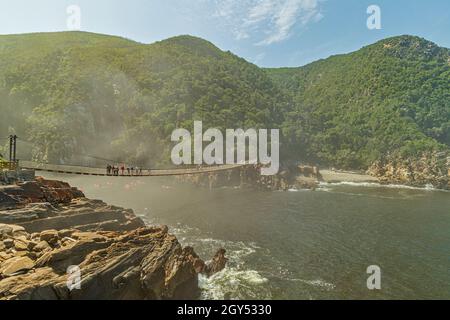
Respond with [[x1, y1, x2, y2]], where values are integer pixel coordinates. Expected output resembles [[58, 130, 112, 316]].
[[0, 178, 144, 233], [177, 164, 321, 191], [0, 177, 84, 210], [0, 226, 204, 300], [0, 178, 227, 300], [368, 152, 450, 189], [203, 248, 228, 277]]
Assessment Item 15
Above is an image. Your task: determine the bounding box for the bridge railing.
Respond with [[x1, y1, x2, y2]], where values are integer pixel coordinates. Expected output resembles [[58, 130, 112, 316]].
[[20, 161, 245, 177], [0, 160, 19, 171]]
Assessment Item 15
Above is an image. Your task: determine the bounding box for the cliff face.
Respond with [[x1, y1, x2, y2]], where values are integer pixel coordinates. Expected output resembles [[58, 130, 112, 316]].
[[0, 178, 226, 300], [176, 164, 321, 191], [368, 153, 450, 189]]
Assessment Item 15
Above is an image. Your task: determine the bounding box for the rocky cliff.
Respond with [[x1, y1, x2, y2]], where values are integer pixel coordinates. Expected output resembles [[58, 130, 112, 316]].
[[0, 177, 226, 300], [368, 152, 450, 189], [176, 164, 321, 191]]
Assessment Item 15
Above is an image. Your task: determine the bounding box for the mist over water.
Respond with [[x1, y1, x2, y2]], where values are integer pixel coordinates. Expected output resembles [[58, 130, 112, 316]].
[[43, 173, 450, 300]]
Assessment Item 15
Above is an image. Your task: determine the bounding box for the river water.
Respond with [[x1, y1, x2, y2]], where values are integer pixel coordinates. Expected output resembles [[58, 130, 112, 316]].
[[43, 173, 450, 300]]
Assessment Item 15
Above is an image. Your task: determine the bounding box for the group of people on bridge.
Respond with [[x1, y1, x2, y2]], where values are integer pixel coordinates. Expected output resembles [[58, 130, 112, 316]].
[[107, 164, 144, 176]]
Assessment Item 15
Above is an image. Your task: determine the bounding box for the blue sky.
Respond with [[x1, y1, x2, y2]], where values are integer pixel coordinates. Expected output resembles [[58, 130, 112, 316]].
[[0, 0, 449, 67]]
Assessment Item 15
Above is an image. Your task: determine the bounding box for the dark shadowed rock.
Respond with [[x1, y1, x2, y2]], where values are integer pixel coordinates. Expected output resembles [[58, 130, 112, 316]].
[[204, 249, 228, 276], [0, 178, 84, 207], [0, 192, 18, 210]]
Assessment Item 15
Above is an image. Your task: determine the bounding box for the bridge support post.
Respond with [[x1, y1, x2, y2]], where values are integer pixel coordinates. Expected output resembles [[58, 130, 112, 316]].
[[8, 135, 18, 170], [13, 135, 17, 163], [9, 135, 13, 162]]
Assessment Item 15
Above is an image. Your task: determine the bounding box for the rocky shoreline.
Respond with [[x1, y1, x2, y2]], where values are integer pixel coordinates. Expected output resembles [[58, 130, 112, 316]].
[[177, 161, 450, 191], [369, 153, 450, 190], [0, 177, 226, 300], [176, 164, 322, 191]]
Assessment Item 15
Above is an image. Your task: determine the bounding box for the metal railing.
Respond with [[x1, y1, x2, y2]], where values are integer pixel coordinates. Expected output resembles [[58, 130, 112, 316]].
[[0, 160, 19, 171]]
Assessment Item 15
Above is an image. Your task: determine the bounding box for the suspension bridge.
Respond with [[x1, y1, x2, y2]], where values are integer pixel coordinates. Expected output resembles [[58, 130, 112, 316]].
[[1, 135, 247, 177], [19, 161, 244, 177]]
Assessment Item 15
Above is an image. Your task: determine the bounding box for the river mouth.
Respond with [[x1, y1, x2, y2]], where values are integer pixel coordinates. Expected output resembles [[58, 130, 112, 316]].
[[42, 173, 450, 300]]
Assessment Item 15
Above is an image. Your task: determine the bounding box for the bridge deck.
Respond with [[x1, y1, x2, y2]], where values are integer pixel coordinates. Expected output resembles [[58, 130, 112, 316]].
[[20, 161, 244, 177]]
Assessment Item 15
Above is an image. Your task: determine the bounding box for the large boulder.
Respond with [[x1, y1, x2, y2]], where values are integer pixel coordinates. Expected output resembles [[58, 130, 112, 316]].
[[39, 230, 59, 246], [0, 257, 35, 276], [204, 249, 228, 276], [0, 178, 85, 207]]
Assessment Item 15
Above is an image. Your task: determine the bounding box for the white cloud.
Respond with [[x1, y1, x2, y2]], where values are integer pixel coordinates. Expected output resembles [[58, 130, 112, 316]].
[[209, 0, 324, 45], [246, 0, 276, 25]]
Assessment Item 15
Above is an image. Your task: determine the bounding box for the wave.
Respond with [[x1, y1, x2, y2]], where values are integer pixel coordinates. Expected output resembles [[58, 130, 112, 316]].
[[140, 218, 340, 300], [289, 278, 336, 291], [193, 237, 271, 300], [199, 268, 271, 300], [288, 188, 313, 192], [191, 237, 271, 300], [139, 220, 271, 299], [319, 181, 449, 193]]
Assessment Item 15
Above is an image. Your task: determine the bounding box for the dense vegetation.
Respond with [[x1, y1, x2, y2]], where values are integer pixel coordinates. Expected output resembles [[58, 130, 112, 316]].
[[0, 32, 448, 169], [0, 32, 285, 166], [267, 35, 450, 168]]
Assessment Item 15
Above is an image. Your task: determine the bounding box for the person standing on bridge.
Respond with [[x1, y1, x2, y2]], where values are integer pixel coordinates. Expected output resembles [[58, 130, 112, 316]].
[[106, 164, 112, 176], [120, 164, 125, 176]]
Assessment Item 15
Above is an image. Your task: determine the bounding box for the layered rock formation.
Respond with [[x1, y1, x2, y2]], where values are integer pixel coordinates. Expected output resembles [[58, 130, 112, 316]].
[[179, 157, 450, 191], [368, 152, 450, 189], [0, 178, 226, 300]]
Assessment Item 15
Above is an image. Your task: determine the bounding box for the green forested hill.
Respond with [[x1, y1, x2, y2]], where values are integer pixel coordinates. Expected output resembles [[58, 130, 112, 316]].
[[267, 35, 450, 168], [0, 32, 285, 166], [0, 32, 448, 169]]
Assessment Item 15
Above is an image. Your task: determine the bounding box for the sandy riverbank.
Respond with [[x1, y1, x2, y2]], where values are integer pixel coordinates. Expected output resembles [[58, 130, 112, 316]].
[[320, 170, 379, 183]]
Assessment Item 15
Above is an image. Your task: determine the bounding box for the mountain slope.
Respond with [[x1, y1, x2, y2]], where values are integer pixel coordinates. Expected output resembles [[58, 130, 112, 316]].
[[267, 35, 450, 168], [0, 32, 285, 166], [0, 32, 448, 171]]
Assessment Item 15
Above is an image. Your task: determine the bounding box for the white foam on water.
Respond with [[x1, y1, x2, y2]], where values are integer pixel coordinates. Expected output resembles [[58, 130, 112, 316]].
[[141, 221, 271, 300], [317, 186, 332, 192], [319, 181, 449, 193], [292, 279, 336, 291], [199, 268, 271, 300], [198, 238, 258, 263], [187, 236, 271, 300], [288, 188, 313, 192]]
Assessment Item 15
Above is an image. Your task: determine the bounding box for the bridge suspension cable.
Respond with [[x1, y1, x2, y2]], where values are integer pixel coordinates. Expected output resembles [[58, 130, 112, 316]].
[[20, 161, 244, 177], [5, 135, 246, 177]]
